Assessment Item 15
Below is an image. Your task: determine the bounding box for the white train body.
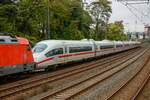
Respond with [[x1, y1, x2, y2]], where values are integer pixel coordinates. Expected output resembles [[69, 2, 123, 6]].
[[32, 40, 140, 69]]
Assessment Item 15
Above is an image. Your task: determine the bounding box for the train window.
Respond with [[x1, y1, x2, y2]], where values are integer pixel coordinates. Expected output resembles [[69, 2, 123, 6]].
[[45, 48, 63, 57], [116, 45, 123, 48], [100, 45, 114, 49], [0, 39, 5, 42], [125, 44, 129, 46], [11, 39, 18, 42], [69, 46, 92, 53], [33, 43, 48, 53]]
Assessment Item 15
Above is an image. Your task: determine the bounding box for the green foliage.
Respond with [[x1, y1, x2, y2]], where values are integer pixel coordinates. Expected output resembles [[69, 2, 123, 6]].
[[0, 0, 128, 45], [0, 3, 17, 32], [90, 0, 112, 40], [107, 21, 128, 40]]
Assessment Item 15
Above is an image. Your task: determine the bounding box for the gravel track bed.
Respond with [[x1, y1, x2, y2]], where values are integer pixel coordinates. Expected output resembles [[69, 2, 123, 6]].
[[0, 49, 142, 100], [136, 77, 150, 100], [108, 53, 150, 100], [69, 48, 150, 100]]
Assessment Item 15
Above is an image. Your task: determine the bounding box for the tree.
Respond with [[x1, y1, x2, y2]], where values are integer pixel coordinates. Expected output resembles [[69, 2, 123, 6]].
[[90, 0, 111, 40], [0, 0, 13, 4], [48, 0, 92, 40], [0, 0, 114, 44], [0, 1, 18, 32], [107, 21, 128, 40]]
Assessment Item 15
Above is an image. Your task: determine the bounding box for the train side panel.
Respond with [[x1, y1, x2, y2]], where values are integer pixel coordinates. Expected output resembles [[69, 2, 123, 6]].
[[0, 44, 26, 66]]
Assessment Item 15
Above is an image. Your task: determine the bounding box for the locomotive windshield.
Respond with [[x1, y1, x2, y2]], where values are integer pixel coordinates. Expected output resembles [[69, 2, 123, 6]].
[[32, 43, 47, 53]]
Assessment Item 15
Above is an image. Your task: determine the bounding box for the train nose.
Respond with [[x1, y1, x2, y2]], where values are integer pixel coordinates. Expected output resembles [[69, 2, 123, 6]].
[[33, 53, 41, 63], [33, 53, 44, 69]]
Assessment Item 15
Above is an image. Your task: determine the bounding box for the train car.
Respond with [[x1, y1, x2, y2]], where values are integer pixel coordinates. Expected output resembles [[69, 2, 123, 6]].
[[33, 39, 140, 70], [32, 40, 95, 69], [0, 34, 35, 77]]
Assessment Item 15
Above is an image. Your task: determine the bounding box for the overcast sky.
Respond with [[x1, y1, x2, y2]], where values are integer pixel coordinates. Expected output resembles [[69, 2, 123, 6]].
[[87, 0, 150, 32], [109, 0, 150, 32]]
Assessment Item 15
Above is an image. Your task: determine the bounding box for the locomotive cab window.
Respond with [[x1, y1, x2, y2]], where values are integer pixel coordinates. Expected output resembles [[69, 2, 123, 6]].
[[0, 39, 5, 42], [45, 48, 63, 57], [11, 39, 18, 42], [33, 43, 48, 53]]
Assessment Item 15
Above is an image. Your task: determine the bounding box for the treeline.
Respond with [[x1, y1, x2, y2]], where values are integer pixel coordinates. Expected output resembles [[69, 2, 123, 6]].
[[0, 0, 128, 44]]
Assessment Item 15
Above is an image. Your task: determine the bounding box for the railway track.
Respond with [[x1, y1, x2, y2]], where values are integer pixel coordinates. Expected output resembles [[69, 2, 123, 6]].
[[107, 54, 150, 100], [135, 75, 150, 100], [0, 48, 143, 100], [74, 47, 150, 100], [28, 46, 149, 100], [132, 73, 150, 100]]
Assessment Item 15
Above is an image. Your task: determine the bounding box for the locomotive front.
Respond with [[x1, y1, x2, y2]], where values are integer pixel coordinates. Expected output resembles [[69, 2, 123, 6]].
[[0, 34, 35, 77]]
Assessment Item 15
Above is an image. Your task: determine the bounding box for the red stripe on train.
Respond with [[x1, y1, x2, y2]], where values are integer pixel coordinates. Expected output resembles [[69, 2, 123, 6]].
[[58, 52, 95, 58], [37, 52, 95, 64], [37, 57, 54, 64]]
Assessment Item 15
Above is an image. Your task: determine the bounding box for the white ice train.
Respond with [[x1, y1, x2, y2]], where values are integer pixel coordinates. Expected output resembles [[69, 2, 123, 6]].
[[32, 39, 140, 70]]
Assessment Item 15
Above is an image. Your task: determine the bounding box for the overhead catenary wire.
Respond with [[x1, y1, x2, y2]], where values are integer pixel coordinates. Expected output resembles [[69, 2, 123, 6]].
[[117, 0, 149, 4], [145, 6, 150, 18], [127, 4, 150, 23], [121, 2, 144, 24]]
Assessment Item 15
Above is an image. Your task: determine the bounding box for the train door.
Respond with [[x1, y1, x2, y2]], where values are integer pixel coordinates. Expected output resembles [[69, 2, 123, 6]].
[[63, 45, 68, 63], [23, 45, 28, 64], [26, 44, 34, 63], [54, 47, 65, 65], [92, 41, 97, 57], [44, 47, 64, 67]]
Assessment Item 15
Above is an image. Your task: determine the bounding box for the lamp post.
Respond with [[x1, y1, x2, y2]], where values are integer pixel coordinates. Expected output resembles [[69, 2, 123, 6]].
[[47, 0, 50, 39]]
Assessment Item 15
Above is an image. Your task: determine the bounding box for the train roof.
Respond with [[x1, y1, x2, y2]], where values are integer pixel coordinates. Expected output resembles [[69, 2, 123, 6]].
[[94, 40, 114, 46], [35, 39, 141, 47], [16, 37, 29, 45], [36, 40, 94, 46], [0, 36, 18, 44], [0, 35, 29, 44], [114, 41, 123, 45]]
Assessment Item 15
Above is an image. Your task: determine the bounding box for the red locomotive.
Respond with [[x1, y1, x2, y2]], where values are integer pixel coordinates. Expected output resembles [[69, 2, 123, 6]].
[[0, 33, 35, 77]]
